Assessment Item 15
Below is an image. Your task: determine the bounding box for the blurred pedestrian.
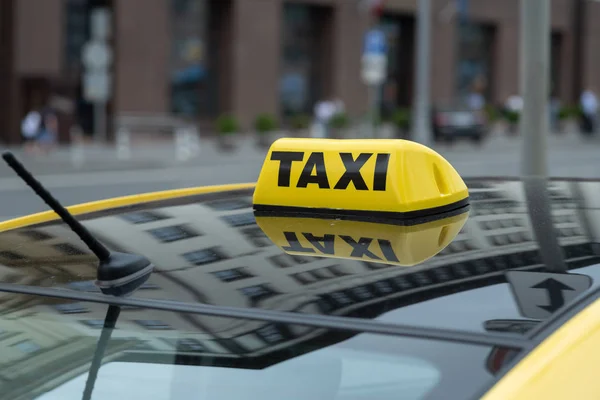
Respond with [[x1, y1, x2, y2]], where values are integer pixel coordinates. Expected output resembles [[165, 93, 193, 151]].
[[37, 104, 59, 152], [467, 91, 485, 111], [467, 76, 486, 111], [580, 89, 598, 135], [21, 108, 43, 154], [313, 99, 336, 138]]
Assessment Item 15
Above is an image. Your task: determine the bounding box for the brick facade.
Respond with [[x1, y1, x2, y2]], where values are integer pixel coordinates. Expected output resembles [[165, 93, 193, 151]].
[[0, 0, 598, 144]]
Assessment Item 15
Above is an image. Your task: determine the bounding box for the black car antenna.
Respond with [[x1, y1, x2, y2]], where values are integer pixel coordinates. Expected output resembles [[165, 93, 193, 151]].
[[1, 151, 154, 296], [2, 151, 155, 400]]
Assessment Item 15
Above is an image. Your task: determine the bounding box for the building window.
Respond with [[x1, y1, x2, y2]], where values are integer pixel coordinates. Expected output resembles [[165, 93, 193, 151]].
[[550, 32, 562, 97], [12, 340, 41, 354], [205, 199, 252, 211], [456, 22, 495, 101], [182, 247, 226, 265], [349, 285, 376, 301], [65, 0, 90, 75], [148, 225, 200, 243], [0, 251, 26, 261], [255, 324, 289, 345], [172, 338, 206, 352], [379, 16, 401, 113], [372, 280, 395, 296], [280, 3, 315, 116], [121, 211, 170, 224], [319, 290, 354, 310], [291, 265, 348, 285], [81, 319, 105, 329], [239, 284, 278, 303], [269, 254, 311, 268], [220, 212, 256, 227], [212, 268, 253, 283], [54, 303, 89, 314], [20, 229, 53, 241], [53, 243, 87, 256], [170, 0, 211, 116], [135, 320, 172, 330], [241, 226, 271, 248]]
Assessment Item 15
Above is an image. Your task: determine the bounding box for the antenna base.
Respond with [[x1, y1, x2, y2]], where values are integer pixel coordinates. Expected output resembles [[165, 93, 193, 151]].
[[96, 252, 154, 297]]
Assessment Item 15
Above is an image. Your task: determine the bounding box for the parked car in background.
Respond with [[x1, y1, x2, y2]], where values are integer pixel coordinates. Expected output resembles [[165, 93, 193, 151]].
[[432, 103, 487, 144]]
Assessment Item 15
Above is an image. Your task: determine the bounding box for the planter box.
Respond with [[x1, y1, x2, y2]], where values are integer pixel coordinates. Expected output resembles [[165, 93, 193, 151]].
[[256, 130, 287, 148], [559, 119, 578, 134], [377, 123, 396, 139]]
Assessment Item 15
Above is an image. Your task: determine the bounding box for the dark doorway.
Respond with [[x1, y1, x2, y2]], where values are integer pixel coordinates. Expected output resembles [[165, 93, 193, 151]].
[[551, 32, 563, 98], [379, 14, 415, 116], [20, 78, 51, 118], [171, 0, 226, 120], [65, 0, 113, 140], [456, 22, 496, 102], [206, 0, 233, 118], [0, 0, 16, 144], [280, 3, 334, 117]]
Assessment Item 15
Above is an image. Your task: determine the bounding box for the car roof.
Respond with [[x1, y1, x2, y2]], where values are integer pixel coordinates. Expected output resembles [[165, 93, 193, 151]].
[[1, 177, 600, 398]]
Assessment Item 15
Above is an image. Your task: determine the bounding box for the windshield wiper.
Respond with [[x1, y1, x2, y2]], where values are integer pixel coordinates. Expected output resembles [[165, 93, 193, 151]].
[[2, 152, 154, 296]]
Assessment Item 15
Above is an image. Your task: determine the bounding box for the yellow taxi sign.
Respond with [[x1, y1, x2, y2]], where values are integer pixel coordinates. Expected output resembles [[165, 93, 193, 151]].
[[253, 138, 469, 218], [255, 210, 469, 266]]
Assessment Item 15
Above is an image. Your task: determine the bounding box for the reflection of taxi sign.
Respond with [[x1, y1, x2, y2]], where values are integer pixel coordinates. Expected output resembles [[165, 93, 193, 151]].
[[254, 211, 469, 266], [253, 138, 469, 218]]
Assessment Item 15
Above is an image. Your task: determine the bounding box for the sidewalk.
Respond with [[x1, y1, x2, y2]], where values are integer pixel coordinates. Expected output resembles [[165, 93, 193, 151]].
[[0, 134, 268, 177], [0, 131, 595, 178]]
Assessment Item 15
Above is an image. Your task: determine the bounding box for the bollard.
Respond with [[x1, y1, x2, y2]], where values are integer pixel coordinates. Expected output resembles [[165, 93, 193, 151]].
[[188, 126, 201, 156], [116, 127, 131, 160], [175, 126, 192, 161]]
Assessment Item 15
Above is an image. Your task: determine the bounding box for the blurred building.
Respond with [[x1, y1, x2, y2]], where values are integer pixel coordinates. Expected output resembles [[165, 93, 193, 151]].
[[1, 0, 599, 144]]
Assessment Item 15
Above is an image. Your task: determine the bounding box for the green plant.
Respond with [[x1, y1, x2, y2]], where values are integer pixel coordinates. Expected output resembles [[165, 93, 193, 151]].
[[330, 112, 349, 129], [254, 113, 278, 134], [567, 105, 583, 119], [290, 114, 310, 131], [504, 110, 520, 124], [484, 104, 500, 122], [558, 106, 570, 120], [558, 105, 583, 120], [216, 114, 239, 135], [391, 108, 411, 129]]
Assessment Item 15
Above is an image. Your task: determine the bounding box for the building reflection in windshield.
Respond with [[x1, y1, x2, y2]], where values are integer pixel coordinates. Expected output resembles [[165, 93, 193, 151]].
[[0, 180, 599, 396]]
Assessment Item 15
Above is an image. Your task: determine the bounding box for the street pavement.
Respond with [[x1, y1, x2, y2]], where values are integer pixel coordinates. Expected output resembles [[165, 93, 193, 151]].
[[0, 132, 598, 221]]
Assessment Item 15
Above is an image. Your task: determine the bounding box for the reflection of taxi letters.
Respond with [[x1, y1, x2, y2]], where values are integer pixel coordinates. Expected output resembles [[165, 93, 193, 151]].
[[256, 212, 469, 266]]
